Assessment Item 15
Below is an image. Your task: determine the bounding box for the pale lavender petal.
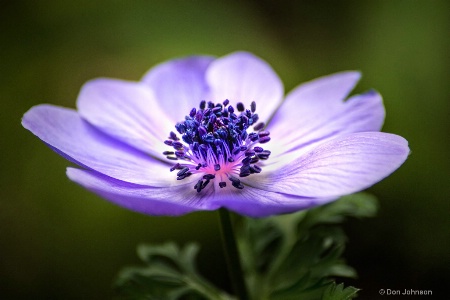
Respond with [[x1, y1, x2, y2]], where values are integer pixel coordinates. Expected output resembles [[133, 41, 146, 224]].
[[206, 52, 284, 122], [77, 78, 174, 159], [249, 132, 409, 198], [269, 72, 379, 159], [67, 168, 218, 216], [142, 56, 214, 122], [269, 88, 385, 162], [211, 184, 336, 218], [22, 104, 175, 186]]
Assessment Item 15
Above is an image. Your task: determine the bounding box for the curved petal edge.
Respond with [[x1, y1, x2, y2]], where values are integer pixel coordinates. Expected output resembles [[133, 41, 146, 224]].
[[250, 132, 410, 198]]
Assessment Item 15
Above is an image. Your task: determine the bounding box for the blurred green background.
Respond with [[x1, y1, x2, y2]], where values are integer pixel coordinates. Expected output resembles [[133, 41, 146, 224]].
[[1, 0, 449, 299]]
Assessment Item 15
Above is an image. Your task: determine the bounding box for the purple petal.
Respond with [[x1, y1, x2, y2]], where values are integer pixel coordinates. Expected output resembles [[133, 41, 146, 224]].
[[22, 104, 175, 186], [249, 132, 409, 198], [206, 52, 284, 122], [67, 168, 218, 216], [77, 78, 173, 159], [211, 184, 336, 218], [142, 56, 215, 122], [269, 72, 382, 157]]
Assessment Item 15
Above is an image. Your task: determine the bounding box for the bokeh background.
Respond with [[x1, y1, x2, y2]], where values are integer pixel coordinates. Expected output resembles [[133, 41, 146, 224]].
[[1, 0, 449, 299]]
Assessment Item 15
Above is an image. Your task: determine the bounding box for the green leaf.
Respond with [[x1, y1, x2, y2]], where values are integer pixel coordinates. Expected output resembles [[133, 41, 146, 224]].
[[114, 242, 235, 300], [321, 282, 360, 300], [236, 193, 378, 300]]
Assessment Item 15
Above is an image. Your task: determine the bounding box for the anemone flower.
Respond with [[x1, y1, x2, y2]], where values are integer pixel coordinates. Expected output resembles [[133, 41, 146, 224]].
[[22, 52, 409, 217]]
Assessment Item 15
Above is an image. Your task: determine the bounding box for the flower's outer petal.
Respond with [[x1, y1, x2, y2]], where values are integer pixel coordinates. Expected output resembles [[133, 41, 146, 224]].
[[142, 56, 215, 122], [67, 168, 218, 216], [77, 79, 173, 160], [211, 184, 336, 218], [22, 104, 176, 186], [250, 132, 409, 198], [269, 72, 385, 160], [206, 52, 284, 122]]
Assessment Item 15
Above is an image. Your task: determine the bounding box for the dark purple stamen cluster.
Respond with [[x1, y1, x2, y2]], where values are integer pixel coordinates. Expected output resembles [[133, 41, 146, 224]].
[[163, 99, 271, 192]]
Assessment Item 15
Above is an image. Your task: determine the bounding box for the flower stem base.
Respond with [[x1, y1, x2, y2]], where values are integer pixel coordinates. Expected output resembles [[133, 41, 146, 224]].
[[218, 208, 249, 300]]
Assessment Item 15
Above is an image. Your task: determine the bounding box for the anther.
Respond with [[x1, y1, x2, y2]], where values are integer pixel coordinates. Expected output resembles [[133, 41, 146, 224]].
[[172, 141, 183, 149], [194, 180, 202, 189], [232, 181, 244, 189], [170, 163, 181, 172], [242, 157, 252, 165], [240, 165, 251, 177], [253, 146, 263, 152], [175, 123, 187, 134], [175, 151, 186, 158], [250, 157, 259, 164], [251, 165, 262, 173], [163, 151, 174, 155], [253, 122, 265, 131], [170, 131, 179, 140], [250, 101, 256, 113], [177, 167, 190, 176], [257, 150, 271, 160], [259, 136, 271, 144], [202, 179, 210, 189], [195, 180, 203, 192], [212, 107, 222, 114], [236, 102, 245, 112], [209, 114, 217, 124], [195, 110, 203, 122], [214, 164, 221, 171], [177, 171, 192, 180], [258, 130, 270, 137], [228, 176, 240, 184], [245, 150, 255, 157], [248, 132, 259, 141], [219, 182, 227, 188], [198, 126, 207, 137]]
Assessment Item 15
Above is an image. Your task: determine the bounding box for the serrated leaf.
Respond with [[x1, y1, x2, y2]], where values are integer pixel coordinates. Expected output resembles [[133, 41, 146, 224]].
[[321, 282, 360, 300], [236, 193, 378, 299], [115, 242, 234, 300]]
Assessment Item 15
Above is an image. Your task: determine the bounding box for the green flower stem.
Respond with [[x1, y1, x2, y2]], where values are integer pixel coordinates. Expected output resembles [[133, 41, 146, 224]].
[[218, 208, 249, 300]]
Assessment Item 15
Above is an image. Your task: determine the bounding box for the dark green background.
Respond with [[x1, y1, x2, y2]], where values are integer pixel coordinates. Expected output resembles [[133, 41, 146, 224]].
[[1, 0, 449, 299]]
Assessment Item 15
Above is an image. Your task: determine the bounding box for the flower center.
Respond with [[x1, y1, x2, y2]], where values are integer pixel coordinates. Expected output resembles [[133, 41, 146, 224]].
[[162, 100, 271, 192]]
